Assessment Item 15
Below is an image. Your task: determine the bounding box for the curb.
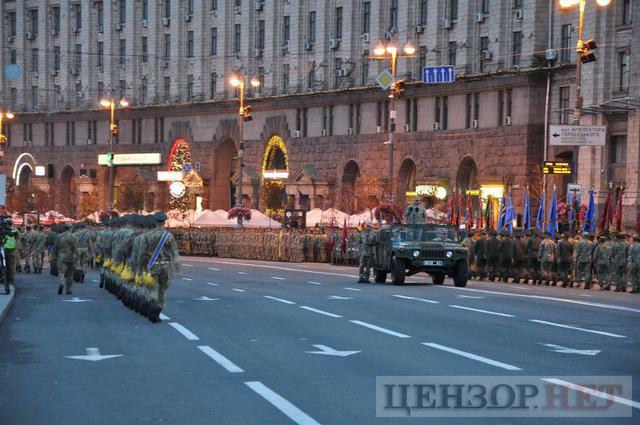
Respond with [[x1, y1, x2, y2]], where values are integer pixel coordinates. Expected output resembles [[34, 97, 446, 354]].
[[0, 285, 15, 326]]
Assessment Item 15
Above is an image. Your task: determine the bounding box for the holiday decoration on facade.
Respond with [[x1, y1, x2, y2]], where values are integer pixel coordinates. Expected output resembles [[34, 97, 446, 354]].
[[261, 135, 289, 218]]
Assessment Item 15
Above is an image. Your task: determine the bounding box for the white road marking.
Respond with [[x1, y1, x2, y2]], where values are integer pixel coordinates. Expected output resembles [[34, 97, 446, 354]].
[[65, 347, 123, 362], [436, 286, 640, 313], [168, 322, 200, 341], [91, 279, 99, 283], [299, 306, 342, 318], [449, 305, 515, 318], [206, 282, 219, 286], [541, 378, 640, 410], [540, 343, 601, 356], [264, 295, 296, 305], [245, 381, 322, 425], [237, 271, 248, 275], [194, 296, 219, 301], [271, 276, 286, 280], [232, 288, 246, 292], [183, 264, 193, 267], [197, 345, 244, 373], [215, 260, 356, 278], [422, 342, 522, 371], [349, 320, 411, 338], [456, 295, 485, 299], [307, 281, 323, 285], [159, 313, 171, 320], [529, 319, 626, 338], [305, 344, 360, 357], [392, 294, 439, 304], [328, 295, 353, 300], [344, 287, 362, 292], [62, 297, 92, 303], [181, 277, 193, 281], [208, 267, 220, 271]]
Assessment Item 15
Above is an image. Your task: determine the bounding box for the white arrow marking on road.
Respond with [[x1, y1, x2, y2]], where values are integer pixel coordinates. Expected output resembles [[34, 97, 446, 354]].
[[457, 295, 485, 299], [306, 344, 360, 357], [181, 277, 193, 281], [194, 296, 219, 301], [66, 347, 123, 362], [62, 297, 92, 303], [328, 295, 353, 300], [540, 343, 601, 356]]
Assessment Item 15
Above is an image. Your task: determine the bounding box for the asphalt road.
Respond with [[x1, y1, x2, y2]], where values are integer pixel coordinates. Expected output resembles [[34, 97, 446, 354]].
[[1, 257, 639, 425]]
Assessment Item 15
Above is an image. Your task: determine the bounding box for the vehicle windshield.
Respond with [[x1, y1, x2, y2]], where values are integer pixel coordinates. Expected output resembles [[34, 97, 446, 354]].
[[391, 226, 458, 243]]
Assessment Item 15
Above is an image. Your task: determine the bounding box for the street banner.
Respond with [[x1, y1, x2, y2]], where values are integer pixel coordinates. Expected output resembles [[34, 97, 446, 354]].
[[549, 125, 606, 146]]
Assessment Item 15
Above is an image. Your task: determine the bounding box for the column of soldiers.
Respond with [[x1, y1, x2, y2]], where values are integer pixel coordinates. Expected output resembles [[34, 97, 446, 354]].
[[466, 228, 640, 293], [95, 213, 180, 323]]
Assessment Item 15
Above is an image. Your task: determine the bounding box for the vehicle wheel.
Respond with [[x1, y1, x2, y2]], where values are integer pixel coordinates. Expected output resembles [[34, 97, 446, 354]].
[[374, 269, 387, 283], [431, 273, 445, 285], [391, 257, 406, 286], [454, 261, 469, 287]]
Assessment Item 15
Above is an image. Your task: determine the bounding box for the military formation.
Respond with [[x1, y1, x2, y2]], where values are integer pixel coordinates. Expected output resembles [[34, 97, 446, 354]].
[[463, 229, 640, 293], [96, 212, 180, 323]]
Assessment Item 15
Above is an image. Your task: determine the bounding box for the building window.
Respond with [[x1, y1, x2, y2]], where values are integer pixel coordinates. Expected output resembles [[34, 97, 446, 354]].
[[97, 42, 104, 67], [187, 75, 193, 101], [211, 28, 218, 55], [9, 50, 16, 65], [164, 34, 171, 59], [506, 89, 512, 120], [609, 136, 626, 164], [7, 12, 16, 37], [73, 3, 82, 30], [465, 94, 472, 129], [31, 49, 38, 72], [97, 82, 104, 99], [514, 0, 523, 8], [435, 97, 441, 127], [303, 108, 308, 137], [142, 0, 148, 20], [361, 52, 370, 85], [29, 9, 39, 34], [53, 46, 61, 71], [74, 44, 82, 70], [141, 78, 147, 103], [119, 39, 126, 65], [210, 73, 217, 99], [118, 79, 126, 99], [187, 31, 194, 57], [481, 0, 490, 14], [52, 7, 61, 33], [618, 51, 630, 91], [97, 2, 103, 28], [450, 0, 458, 21], [164, 0, 171, 17], [335, 7, 343, 39], [405, 99, 414, 132], [448, 42, 457, 66], [328, 105, 334, 136], [322, 107, 328, 135], [419, 0, 428, 25], [355, 103, 362, 134], [512, 31, 523, 67], [389, 0, 398, 30], [559, 86, 570, 124], [187, 0, 194, 15], [621, 0, 632, 25], [497, 90, 504, 127], [163, 76, 171, 100], [119, 0, 126, 24], [66, 122, 76, 146], [363, 2, 371, 34], [154, 117, 165, 143], [141, 37, 148, 62], [210, 0, 217, 11], [282, 64, 290, 92], [257, 67, 265, 94], [479, 36, 489, 72], [560, 24, 572, 63], [258, 20, 265, 50], [442, 96, 448, 130], [234, 24, 241, 53], [308, 11, 316, 43], [283, 16, 290, 45]]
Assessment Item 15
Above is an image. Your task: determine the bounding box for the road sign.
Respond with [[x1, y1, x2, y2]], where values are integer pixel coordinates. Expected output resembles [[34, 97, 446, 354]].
[[157, 171, 183, 182], [542, 161, 572, 175], [567, 183, 582, 196], [422, 66, 455, 84], [98, 152, 161, 166], [549, 125, 606, 146], [375, 70, 394, 90]]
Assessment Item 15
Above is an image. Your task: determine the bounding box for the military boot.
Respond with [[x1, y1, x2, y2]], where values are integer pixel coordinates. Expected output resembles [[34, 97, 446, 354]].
[[57, 284, 64, 295]]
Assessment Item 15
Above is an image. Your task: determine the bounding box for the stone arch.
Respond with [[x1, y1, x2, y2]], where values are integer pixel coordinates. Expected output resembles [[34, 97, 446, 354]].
[[397, 157, 417, 203], [211, 137, 238, 210], [456, 155, 480, 212], [341, 159, 361, 214], [59, 166, 76, 217], [260, 135, 289, 216]]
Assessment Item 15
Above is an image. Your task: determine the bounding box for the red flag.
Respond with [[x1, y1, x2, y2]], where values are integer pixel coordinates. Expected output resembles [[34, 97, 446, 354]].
[[615, 188, 625, 232], [466, 196, 473, 230], [599, 187, 613, 232], [456, 191, 463, 227], [341, 218, 348, 254], [449, 191, 456, 224]]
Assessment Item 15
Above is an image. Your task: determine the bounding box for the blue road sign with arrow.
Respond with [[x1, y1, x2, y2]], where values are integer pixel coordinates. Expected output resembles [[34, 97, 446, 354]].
[[422, 66, 455, 84]]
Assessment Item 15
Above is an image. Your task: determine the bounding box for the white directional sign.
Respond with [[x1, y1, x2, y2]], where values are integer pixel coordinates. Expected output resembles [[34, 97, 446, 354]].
[[305, 344, 360, 357], [549, 125, 606, 146], [541, 343, 601, 356], [66, 347, 123, 361]]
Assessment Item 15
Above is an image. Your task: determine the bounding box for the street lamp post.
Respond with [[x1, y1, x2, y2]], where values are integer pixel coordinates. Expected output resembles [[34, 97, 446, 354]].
[[99, 97, 129, 211], [0, 110, 15, 145], [372, 41, 415, 201], [229, 73, 260, 226]]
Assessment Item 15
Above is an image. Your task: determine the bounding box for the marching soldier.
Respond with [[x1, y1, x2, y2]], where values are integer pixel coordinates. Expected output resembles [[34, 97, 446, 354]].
[[593, 235, 612, 291], [538, 231, 556, 286], [526, 230, 542, 284], [461, 230, 476, 279], [627, 234, 640, 293], [75, 222, 91, 283], [513, 232, 527, 284], [53, 224, 78, 295], [556, 233, 574, 287], [474, 231, 488, 280], [611, 232, 628, 292], [498, 230, 514, 283], [357, 224, 376, 283], [487, 230, 501, 281], [575, 232, 593, 289]]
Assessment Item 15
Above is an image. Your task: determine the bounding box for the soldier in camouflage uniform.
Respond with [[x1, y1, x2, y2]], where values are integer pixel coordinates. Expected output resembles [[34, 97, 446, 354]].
[[556, 233, 574, 287], [538, 232, 556, 286], [461, 231, 475, 279], [526, 230, 541, 284], [53, 224, 78, 295], [487, 230, 501, 281], [593, 235, 612, 290], [513, 232, 527, 284], [498, 230, 514, 282], [20, 227, 34, 273], [357, 225, 376, 283], [404, 196, 427, 224], [575, 232, 593, 289], [610, 233, 628, 292], [31, 226, 48, 274], [474, 231, 488, 280], [75, 222, 91, 283], [627, 234, 640, 293]]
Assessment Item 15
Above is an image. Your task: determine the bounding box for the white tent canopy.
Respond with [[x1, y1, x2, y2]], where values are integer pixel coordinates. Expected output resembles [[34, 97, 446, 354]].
[[306, 208, 350, 228]]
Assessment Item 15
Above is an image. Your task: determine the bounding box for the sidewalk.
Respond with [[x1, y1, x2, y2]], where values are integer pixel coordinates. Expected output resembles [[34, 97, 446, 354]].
[[0, 285, 15, 326]]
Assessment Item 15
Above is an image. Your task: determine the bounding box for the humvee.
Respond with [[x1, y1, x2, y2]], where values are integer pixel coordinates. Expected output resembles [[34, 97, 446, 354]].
[[372, 224, 469, 286]]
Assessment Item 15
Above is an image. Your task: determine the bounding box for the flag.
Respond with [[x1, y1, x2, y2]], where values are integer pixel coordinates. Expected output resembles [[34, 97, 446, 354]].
[[505, 192, 515, 235], [341, 218, 348, 254], [456, 190, 463, 227], [484, 195, 493, 229], [466, 196, 473, 230], [583, 188, 595, 233], [536, 190, 545, 232], [599, 187, 614, 232], [448, 191, 456, 224], [547, 186, 558, 237], [615, 187, 625, 232], [497, 195, 506, 232], [523, 187, 531, 231]]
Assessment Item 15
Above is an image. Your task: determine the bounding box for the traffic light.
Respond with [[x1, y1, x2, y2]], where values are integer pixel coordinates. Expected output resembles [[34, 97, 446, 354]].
[[242, 105, 253, 122], [580, 39, 598, 64]]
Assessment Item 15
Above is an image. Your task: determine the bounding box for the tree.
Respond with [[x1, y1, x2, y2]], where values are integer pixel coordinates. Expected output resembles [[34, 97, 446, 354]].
[[120, 174, 148, 212]]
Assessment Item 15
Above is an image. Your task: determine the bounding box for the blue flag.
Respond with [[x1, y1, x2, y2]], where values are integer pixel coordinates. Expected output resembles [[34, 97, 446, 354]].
[[583, 188, 596, 233], [523, 188, 531, 231], [536, 190, 545, 232], [547, 187, 558, 237], [497, 195, 506, 232], [505, 192, 515, 235]]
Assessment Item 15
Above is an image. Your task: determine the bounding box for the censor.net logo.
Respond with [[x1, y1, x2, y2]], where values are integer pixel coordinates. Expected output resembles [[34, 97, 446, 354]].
[[376, 376, 632, 417]]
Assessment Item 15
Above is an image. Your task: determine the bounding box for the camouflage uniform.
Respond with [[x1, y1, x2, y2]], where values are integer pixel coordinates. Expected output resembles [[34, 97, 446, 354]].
[[556, 234, 574, 287], [526, 232, 541, 284], [627, 235, 640, 293], [575, 233, 593, 289], [593, 237, 612, 290], [474, 232, 488, 280], [512, 234, 527, 283], [538, 234, 556, 285], [487, 231, 501, 281], [357, 227, 376, 283], [31, 228, 47, 274], [498, 232, 514, 282], [404, 199, 427, 224], [53, 225, 78, 295], [610, 234, 628, 292]]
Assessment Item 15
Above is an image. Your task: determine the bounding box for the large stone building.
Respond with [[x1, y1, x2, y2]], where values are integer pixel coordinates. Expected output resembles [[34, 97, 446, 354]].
[[0, 0, 637, 225]]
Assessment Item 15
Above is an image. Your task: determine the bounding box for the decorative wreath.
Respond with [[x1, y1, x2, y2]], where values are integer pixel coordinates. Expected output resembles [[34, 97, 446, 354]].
[[228, 207, 252, 221]]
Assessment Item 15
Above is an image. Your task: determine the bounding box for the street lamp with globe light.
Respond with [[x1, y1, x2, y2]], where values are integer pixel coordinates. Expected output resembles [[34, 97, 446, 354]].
[[99, 97, 130, 211]]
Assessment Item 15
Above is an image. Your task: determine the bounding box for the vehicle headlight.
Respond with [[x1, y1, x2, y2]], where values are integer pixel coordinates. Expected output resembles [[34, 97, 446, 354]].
[[412, 250, 420, 258], [445, 250, 453, 258]]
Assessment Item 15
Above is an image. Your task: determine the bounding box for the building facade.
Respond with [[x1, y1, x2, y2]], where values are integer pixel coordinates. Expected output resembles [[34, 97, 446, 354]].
[[0, 0, 637, 225]]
